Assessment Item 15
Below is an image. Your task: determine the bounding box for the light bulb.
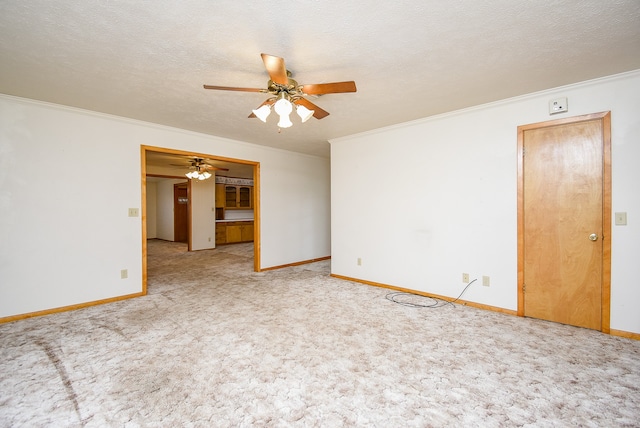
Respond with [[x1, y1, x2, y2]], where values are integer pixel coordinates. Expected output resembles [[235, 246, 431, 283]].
[[252, 105, 271, 122], [274, 97, 292, 116], [277, 114, 293, 128], [296, 104, 314, 123], [203, 171, 211, 179]]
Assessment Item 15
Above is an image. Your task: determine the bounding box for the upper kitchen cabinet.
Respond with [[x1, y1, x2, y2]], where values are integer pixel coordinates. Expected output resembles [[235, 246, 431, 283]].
[[215, 183, 225, 208], [224, 185, 252, 209], [216, 176, 254, 209]]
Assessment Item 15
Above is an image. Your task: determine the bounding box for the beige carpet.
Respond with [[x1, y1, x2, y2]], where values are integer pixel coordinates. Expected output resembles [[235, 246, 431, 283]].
[[1, 239, 639, 427]]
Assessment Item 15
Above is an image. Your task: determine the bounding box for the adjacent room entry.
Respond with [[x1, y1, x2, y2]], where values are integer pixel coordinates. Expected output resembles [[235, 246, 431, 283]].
[[173, 182, 189, 244], [517, 112, 611, 332]]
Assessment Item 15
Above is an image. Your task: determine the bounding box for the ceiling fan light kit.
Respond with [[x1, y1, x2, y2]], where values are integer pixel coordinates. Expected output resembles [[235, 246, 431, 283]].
[[204, 53, 357, 129], [172, 157, 229, 181], [274, 92, 294, 128], [251, 94, 315, 126], [296, 104, 314, 123], [186, 170, 211, 180], [252, 104, 272, 122]]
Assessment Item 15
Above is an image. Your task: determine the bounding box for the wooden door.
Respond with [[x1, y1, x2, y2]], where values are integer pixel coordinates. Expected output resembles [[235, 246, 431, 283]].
[[517, 112, 611, 331], [174, 183, 189, 243]]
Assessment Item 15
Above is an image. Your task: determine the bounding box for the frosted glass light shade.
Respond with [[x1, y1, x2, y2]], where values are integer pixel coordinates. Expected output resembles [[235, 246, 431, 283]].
[[185, 170, 212, 180], [277, 115, 293, 128], [274, 97, 292, 116], [252, 105, 271, 122], [296, 104, 314, 122]]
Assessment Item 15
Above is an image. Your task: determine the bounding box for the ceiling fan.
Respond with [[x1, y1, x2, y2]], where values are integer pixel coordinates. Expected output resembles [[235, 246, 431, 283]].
[[203, 53, 357, 127], [170, 157, 229, 180]]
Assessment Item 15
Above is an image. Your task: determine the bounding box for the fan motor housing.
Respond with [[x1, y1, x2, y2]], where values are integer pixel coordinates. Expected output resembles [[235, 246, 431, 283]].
[[267, 76, 300, 95]]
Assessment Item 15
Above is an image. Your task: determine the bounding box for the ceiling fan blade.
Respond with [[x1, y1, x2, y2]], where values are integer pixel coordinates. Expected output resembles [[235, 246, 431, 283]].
[[248, 98, 276, 118], [261, 53, 288, 85], [301, 81, 357, 95], [202, 165, 229, 171], [203, 85, 264, 92], [294, 98, 330, 120]]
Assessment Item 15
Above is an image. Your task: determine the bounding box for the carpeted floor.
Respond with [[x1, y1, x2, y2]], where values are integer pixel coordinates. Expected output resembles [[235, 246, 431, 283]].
[[1, 239, 639, 427]]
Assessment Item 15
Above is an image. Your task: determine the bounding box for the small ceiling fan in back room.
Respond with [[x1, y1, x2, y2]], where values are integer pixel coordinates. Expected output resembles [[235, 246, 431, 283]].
[[203, 53, 357, 129], [170, 157, 229, 181]]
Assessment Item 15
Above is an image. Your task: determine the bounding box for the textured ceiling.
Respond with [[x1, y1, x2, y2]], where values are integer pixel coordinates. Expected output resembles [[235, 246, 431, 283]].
[[1, 1, 639, 158]]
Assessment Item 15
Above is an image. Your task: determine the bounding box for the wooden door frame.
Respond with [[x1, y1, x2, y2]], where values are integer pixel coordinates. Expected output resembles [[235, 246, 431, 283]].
[[517, 111, 611, 332], [140, 145, 261, 295]]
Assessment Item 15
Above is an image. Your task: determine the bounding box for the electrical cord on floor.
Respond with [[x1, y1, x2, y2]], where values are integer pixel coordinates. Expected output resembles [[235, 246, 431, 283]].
[[385, 279, 478, 309]]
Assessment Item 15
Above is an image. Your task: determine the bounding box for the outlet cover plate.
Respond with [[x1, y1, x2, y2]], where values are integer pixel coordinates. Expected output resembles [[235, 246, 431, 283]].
[[615, 212, 627, 225]]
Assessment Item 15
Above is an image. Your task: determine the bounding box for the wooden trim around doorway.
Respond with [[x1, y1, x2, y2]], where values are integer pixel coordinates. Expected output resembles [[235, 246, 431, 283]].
[[141, 145, 262, 293], [141, 147, 148, 295]]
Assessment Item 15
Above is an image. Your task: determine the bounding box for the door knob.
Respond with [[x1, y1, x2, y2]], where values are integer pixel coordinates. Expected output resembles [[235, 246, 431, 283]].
[[589, 233, 598, 241]]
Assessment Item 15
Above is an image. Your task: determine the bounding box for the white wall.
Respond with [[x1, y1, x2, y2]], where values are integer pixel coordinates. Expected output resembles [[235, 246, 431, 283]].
[[156, 179, 185, 241], [330, 70, 640, 334], [0, 95, 331, 318], [191, 178, 215, 250], [224, 209, 254, 220], [148, 176, 219, 248], [261, 153, 331, 264], [146, 181, 157, 239]]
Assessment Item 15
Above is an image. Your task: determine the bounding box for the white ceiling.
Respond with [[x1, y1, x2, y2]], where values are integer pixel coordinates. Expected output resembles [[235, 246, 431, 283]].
[[1, 1, 639, 158]]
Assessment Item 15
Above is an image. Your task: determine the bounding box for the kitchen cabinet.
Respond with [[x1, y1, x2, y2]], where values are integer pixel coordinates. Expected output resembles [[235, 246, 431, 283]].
[[224, 185, 252, 209], [215, 221, 254, 245], [215, 223, 227, 244], [215, 183, 225, 208], [240, 223, 254, 241]]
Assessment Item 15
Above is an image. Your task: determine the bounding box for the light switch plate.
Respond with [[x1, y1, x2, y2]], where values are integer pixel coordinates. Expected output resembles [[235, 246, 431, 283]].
[[615, 212, 627, 225], [128, 208, 139, 217]]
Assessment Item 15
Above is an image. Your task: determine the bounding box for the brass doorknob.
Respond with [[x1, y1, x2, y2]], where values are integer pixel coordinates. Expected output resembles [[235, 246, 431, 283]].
[[589, 233, 598, 241]]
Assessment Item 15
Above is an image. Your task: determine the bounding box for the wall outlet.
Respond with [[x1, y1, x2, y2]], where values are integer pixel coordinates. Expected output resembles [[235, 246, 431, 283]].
[[357, 257, 362, 266], [462, 273, 470, 283], [128, 208, 139, 217], [483, 276, 490, 287], [120, 269, 128, 279], [615, 212, 627, 225]]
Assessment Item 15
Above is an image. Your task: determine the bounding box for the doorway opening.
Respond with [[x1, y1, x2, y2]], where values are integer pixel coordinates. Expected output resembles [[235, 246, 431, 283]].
[[174, 182, 189, 244], [141, 145, 261, 294], [517, 111, 611, 332]]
